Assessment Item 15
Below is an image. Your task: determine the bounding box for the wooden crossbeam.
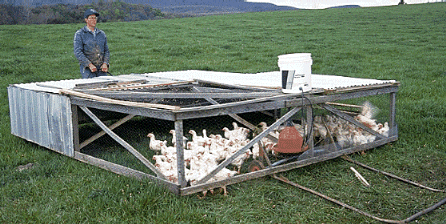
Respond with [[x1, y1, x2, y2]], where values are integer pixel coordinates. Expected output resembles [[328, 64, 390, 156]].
[[79, 114, 135, 150], [79, 106, 167, 180], [60, 89, 180, 111]]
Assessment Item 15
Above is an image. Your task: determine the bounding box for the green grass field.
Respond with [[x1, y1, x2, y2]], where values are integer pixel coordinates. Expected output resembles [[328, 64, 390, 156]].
[[1, 3, 446, 223]]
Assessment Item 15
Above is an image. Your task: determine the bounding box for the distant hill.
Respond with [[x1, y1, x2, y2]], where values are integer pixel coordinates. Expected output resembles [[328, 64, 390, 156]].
[[1, 0, 298, 15], [130, 0, 297, 15], [2, 0, 365, 16], [328, 5, 361, 9], [0, 1, 165, 25]]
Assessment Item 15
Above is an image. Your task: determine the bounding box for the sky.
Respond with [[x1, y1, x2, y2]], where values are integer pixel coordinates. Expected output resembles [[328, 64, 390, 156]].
[[245, 0, 444, 9]]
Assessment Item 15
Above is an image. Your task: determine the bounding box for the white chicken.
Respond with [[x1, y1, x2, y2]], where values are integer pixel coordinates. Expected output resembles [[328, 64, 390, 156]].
[[334, 129, 351, 148], [355, 101, 379, 130], [153, 155, 178, 182], [189, 154, 204, 171], [209, 144, 228, 162], [202, 129, 211, 142], [257, 122, 280, 151], [222, 127, 235, 140], [313, 122, 328, 139], [152, 155, 168, 165], [160, 145, 177, 157], [147, 133, 167, 152], [378, 122, 390, 137], [189, 129, 208, 147], [251, 143, 260, 160], [169, 129, 187, 147], [258, 122, 268, 132], [187, 141, 208, 155], [352, 130, 368, 146], [237, 128, 250, 141], [230, 122, 250, 141], [361, 101, 379, 119], [227, 149, 250, 173], [355, 114, 378, 130], [211, 167, 238, 196]]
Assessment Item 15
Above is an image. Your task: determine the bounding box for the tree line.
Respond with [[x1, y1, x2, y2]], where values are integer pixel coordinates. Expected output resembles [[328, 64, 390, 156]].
[[0, 0, 173, 25]]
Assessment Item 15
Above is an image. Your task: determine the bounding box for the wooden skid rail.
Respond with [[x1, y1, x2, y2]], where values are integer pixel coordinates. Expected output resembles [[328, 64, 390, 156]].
[[273, 174, 446, 224]]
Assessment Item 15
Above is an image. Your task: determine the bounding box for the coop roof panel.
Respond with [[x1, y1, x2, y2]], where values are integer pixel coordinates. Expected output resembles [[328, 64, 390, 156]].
[[11, 70, 396, 94]]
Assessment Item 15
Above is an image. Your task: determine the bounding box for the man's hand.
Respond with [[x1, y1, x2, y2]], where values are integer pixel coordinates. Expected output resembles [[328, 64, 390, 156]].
[[101, 63, 108, 72], [88, 63, 97, 72]]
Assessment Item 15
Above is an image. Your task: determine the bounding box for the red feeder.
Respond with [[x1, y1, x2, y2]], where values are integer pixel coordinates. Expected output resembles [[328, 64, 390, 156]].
[[273, 125, 307, 154]]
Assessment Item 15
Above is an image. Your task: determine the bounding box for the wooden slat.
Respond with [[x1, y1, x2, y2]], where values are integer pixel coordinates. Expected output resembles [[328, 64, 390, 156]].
[[326, 102, 363, 109], [175, 121, 187, 187], [79, 106, 167, 180], [79, 114, 136, 149], [178, 93, 301, 112], [195, 79, 278, 92], [286, 85, 399, 108], [60, 89, 180, 111], [88, 80, 193, 91], [76, 91, 280, 99], [70, 97, 177, 121], [325, 82, 400, 94]]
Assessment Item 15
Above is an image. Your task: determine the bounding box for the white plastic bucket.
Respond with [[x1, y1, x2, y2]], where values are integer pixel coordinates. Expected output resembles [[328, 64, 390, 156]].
[[278, 53, 312, 93]]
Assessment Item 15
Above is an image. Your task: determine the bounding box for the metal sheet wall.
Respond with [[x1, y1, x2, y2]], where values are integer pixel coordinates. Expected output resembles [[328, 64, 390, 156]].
[[8, 85, 74, 157]]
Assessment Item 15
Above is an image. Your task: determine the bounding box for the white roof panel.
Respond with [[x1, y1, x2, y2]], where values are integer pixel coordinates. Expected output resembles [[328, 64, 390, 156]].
[[12, 70, 396, 93]]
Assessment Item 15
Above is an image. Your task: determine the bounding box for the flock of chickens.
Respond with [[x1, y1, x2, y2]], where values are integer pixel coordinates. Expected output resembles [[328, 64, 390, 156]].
[[146, 102, 390, 195], [147, 122, 254, 189]]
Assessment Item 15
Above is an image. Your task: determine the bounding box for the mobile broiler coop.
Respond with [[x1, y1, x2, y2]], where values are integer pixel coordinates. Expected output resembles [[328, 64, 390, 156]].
[[8, 54, 445, 223]]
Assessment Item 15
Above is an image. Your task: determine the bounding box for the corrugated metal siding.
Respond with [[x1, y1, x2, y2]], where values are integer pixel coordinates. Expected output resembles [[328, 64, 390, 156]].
[[8, 85, 74, 157]]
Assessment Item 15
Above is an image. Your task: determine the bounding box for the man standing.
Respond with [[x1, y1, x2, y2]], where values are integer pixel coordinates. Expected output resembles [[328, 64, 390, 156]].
[[74, 9, 110, 79]]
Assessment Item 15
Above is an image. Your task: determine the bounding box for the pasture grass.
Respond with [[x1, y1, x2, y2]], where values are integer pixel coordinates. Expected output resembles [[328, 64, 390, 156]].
[[1, 3, 446, 223]]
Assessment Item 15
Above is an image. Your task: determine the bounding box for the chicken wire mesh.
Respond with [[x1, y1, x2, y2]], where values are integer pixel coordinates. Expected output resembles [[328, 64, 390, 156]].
[[76, 79, 391, 187], [78, 110, 279, 178], [74, 81, 266, 108], [74, 80, 284, 181]]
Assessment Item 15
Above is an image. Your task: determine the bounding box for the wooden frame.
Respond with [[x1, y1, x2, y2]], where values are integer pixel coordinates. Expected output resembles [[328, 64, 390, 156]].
[[65, 79, 399, 195]]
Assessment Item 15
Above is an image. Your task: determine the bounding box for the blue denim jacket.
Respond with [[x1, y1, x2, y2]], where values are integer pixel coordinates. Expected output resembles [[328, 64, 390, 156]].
[[74, 26, 110, 69]]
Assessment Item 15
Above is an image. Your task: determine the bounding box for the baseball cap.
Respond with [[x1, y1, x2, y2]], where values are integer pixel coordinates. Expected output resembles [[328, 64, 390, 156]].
[[84, 9, 100, 19]]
